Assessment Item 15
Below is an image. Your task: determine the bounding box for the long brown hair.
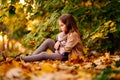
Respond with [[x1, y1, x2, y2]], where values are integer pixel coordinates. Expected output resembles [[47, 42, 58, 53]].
[[58, 14, 80, 36]]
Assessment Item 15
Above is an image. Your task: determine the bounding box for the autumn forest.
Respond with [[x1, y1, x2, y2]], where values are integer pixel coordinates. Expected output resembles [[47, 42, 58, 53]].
[[0, 0, 120, 80]]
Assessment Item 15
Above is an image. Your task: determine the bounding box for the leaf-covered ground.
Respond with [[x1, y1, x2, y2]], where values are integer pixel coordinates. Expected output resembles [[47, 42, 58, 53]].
[[0, 53, 120, 80]]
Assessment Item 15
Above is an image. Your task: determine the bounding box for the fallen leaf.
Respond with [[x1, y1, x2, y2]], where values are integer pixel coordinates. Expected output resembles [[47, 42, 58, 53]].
[[41, 63, 54, 72], [5, 68, 23, 80], [95, 65, 107, 69]]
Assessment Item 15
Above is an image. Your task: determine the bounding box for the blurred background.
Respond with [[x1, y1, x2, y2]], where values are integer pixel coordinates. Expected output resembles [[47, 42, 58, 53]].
[[0, 0, 120, 60]]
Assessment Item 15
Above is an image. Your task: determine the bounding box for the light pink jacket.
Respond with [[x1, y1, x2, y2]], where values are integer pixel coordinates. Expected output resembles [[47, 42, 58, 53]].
[[59, 31, 83, 61]]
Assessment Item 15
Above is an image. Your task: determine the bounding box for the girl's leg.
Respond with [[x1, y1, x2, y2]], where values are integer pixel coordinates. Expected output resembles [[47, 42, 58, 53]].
[[21, 52, 64, 62], [32, 39, 55, 55]]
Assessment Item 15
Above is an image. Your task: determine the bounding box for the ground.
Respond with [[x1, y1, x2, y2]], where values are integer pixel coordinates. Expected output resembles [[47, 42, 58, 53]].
[[0, 52, 120, 80]]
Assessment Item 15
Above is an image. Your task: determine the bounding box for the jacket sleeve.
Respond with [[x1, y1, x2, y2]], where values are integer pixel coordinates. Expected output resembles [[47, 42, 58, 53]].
[[64, 32, 79, 52]]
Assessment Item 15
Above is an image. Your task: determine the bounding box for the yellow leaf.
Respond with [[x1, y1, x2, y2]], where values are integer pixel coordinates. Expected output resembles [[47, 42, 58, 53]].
[[41, 63, 54, 72], [46, 49, 53, 53], [104, 20, 112, 27], [91, 33, 103, 39], [83, 47, 89, 54], [105, 52, 110, 59], [85, 1, 92, 6], [110, 22, 115, 27], [3, 17, 9, 25], [110, 27, 117, 32]]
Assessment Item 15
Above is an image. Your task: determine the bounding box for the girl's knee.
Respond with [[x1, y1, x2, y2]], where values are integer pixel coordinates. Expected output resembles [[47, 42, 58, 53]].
[[45, 38, 55, 43]]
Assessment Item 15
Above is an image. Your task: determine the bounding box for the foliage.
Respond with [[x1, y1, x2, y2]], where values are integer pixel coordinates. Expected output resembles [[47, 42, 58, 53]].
[[0, 0, 120, 53], [93, 68, 120, 80], [0, 22, 9, 35], [1, 1, 120, 79]]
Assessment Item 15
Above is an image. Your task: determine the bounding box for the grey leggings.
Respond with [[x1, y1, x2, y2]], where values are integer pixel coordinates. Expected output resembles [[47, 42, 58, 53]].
[[21, 39, 67, 62]]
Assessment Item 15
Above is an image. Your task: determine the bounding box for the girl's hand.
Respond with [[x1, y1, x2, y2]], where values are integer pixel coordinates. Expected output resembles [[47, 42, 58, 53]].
[[54, 41, 60, 50]]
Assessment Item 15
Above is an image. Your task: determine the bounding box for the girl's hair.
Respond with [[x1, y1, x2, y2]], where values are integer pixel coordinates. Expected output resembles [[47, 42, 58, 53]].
[[58, 14, 81, 36]]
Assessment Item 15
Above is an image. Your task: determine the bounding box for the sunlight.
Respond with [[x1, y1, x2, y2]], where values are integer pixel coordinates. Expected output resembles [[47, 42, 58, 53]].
[[0, 35, 8, 42], [4, 35, 8, 42], [27, 26, 32, 31], [0, 35, 2, 41], [19, 0, 26, 5], [27, 27, 32, 31]]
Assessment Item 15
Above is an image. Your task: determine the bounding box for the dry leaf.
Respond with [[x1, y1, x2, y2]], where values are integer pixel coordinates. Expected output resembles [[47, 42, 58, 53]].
[[83, 62, 92, 69], [41, 63, 54, 72], [105, 52, 110, 59], [95, 65, 107, 69], [5, 68, 23, 80], [111, 55, 120, 61], [93, 59, 103, 66]]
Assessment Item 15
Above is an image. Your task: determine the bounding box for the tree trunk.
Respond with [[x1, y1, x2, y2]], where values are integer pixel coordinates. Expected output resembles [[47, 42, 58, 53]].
[[2, 35, 6, 60]]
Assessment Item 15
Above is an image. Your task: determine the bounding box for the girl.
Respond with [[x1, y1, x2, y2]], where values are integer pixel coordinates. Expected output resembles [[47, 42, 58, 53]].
[[19, 14, 84, 62]]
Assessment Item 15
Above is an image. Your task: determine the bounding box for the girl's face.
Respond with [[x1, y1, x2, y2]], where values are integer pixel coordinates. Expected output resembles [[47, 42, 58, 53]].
[[58, 20, 67, 33]]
